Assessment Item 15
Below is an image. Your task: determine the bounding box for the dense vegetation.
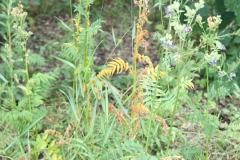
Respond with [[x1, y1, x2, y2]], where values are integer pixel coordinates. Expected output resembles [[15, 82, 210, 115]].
[[0, 0, 240, 159]]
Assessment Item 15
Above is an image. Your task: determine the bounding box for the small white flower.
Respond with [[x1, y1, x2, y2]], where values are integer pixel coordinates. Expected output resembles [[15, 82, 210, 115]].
[[185, 6, 196, 18], [195, 0, 205, 10]]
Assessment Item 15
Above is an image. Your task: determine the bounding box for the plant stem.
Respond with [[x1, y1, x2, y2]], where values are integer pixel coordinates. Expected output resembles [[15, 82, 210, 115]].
[[206, 136, 209, 160], [132, 2, 142, 110], [7, 0, 16, 108], [206, 63, 209, 102], [166, 65, 181, 154], [84, 2, 90, 67], [205, 63, 210, 160], [25, 52, 31, 112], [84, 0, 90, 132], [145, 46, 164, 152]]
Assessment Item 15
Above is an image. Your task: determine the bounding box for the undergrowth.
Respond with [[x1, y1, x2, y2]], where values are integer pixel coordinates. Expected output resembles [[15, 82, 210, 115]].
[[0, 0, 240, 160]]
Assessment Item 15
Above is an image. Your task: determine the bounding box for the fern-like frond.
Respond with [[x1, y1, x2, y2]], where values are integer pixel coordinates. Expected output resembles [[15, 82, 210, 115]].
[[31, 93, 44, 107], [88, 19, 104, 36], [59, 42, 80, 63], [134, 53, 153, 68], [132, 103, 168, 133], [32, 73, 55, 85], [181, 77, 194, 89], [0, 126, 16, 151], [17, 97, 28, 108], [108, 103, 128, 125], [28, 53, 46, 66], [140, 65, 166, 80], [1, 109, 32, 127], [132, 103, 150, 118], [13, 69, 25, 81], [26, 73, 56, 100], [155, 115, 168, 134], [140, 78, 162, 107], [97, 58, 132, 79], [228, 120, 240, 132], [32, 107, 48, 121]]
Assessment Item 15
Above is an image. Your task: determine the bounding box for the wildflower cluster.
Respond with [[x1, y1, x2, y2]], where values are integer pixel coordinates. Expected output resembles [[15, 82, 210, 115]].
[[11, 3, 27, 20], [199, 14, 238, 81], [159, 33, 174, 49], [218, 70, 237, 82], [228, 72, 237, 81], [207, 16, 222, 30], [165, 1, 180, 15], [163, 0, 204, 43], [11, 3, 32, 44]]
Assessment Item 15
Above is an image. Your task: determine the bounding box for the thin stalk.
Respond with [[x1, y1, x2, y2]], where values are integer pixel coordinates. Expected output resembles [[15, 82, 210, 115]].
[[24, 49, 31, 112], [145, 46, 164, 152], [85, 97, 90, 132], [20, 39, 31, 111], [206, 63, 209, 103], [84, 2, 90, 67], [73, 12, 81, 99], [206, 136, 209, 160], [160, 6, 163, 26], [166, 65, 181, 154], [7, 0, 16, 108], [84, 0, 90, 132], [70, 0, 76, 105], [132, 5, 141, 109], [132, 50, 138, 107], [69, 0, 73, 28], [205, 63, 210, 160], [75, 75, 78, 108], [72, 0, 82, 118]]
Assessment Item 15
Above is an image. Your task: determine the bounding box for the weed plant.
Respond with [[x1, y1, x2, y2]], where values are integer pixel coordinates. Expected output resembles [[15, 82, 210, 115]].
[[0, 0, 240, 160]]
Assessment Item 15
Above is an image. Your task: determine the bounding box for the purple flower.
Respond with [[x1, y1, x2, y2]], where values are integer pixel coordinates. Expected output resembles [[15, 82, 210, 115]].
[[231, 72, 236, 77], [221, 44, 226, 50], [184, 26, 191, 32], [218, 71, 223, 77], [161, 41, 174, 48], [228, 77, 232, 81], [165, 7, 171, 15], [211, 58, 217, 66]]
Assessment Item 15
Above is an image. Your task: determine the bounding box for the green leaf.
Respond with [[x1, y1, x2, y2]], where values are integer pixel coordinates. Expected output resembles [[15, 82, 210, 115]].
[[103, 117, 115, 146], [0, 74, 7, 82], [60, 89, 79, 121], [225, 0, 240, 11], [225, 0, 240, 25], [219, 12, 236, 29], [52, 55, 76, 69], [234, 36, 240, 44], [195, 2, 210, 19], [112, 28, 117, 46], [55, 16, 73, 32], [74, 5, 88, 19], [214, 0, 225, 14], [28, 53, 46, 66]]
